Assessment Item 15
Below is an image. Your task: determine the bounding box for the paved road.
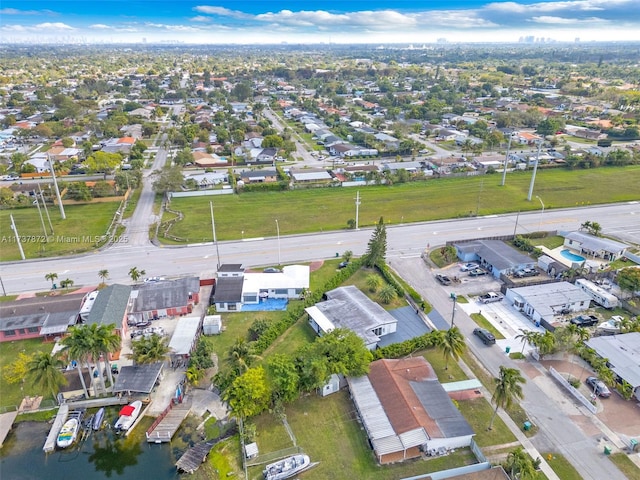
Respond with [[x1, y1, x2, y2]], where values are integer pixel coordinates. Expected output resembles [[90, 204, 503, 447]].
[[1, 202, 638, 294], [264, 107, 315, 164], [388, 255, 629, 480]]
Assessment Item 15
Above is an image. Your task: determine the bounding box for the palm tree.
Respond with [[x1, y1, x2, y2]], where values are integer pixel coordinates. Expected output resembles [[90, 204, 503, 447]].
[[45, 272, 58, 289], [128, 334, 170, 365], [378, 284, 397, 304], [226, 337, 259, 375], [60, 278, 74, 291], [366, 274, 382, 293], [61, 326, 93, 398], [489, 366, 526, 430], [98, 269, 109, 286], [128, 266, 146, 283], [91, 323, 121, 390], [26, 352, 67, 401], [515, 329, 538, 354], [438, 326, 466, 370], [504, 446, 537, 480]]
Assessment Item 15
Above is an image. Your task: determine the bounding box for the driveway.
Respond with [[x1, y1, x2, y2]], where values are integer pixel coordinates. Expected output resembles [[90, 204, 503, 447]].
[[388, 255, 630, 480]]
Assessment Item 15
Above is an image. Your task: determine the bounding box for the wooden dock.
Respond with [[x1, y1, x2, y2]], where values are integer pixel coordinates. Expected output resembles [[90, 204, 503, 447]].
[[145, 400, 191, 443], [176, 426, 238, 474], [0, 411, 19, 448], [42, 404, 69, 453]]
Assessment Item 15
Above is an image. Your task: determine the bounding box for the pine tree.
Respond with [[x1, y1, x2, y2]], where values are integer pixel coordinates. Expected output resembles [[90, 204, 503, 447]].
[[364, 216, 387, 267]]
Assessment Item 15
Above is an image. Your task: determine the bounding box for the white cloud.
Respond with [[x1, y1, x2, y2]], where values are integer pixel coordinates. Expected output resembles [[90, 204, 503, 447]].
[[0, 8, 56, 15], [485, 0, 631, 14], [35, 22, 75, 30], [193, 6, 250, 19], [90, 24, 113, 29], [190, 16, 212, 23], [530, 16, 609, 24]]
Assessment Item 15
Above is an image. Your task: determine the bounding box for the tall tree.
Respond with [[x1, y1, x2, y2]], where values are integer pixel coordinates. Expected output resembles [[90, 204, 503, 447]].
[[515, 329, 538, 354], [98, 269, 109, 286], [617, 267, 640, 298], [128, 334, 169, 365], [438, 326, 466, 370], [61, 326, 93, 398], [45, 272, 58, 288], [364, 216, 387, 267], [27, 352, 67, 400], [223, 366, 271, 420], [489, 366, 526, 430], [128, 267, 146, 283], [226, 337, 260, 375], [91, 323, 121, 388], [266, 353, 300, 404], [504, 446, 538, 480]]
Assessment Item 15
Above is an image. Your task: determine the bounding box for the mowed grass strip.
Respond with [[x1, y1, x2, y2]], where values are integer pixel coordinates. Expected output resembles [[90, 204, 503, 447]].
[[162, 166, 640, 243], [0, 202, 120, 261]]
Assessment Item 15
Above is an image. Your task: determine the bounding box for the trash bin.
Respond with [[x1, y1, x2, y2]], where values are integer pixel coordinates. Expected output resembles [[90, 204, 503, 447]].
[[335, 252, 339, 257], [505, 346, 511, 354], [631, 439, 638, 452], [523, 421, 531, 431], [604, 446, 611, 455]]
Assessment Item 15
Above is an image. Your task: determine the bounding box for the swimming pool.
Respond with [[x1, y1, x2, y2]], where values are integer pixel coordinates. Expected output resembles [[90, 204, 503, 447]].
[[561, 249, 586, 262]]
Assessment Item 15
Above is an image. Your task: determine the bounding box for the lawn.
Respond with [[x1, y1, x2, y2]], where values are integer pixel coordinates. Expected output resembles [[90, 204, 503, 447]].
[[249, 391, 478, 480], [0, 338, 55, 409], [159, 166, 640, 243], [0, 201, 121, 261], [531, 235, 565, 249], [609, 452, 640, 479], [457, 398, 517, 447], [348, 268, 408, 311], [542, 452, 583, 480], [471, 313, 506, 340]]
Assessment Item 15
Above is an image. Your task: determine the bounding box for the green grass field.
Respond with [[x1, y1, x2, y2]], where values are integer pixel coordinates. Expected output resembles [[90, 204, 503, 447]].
[[0, 202, 121, 261], [161, 166, 640, 243]]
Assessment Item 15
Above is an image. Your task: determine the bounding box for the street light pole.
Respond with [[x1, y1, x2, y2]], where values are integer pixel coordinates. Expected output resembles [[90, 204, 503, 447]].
[[450, 292, 457, 329], [536, 195, 545, 232], [275, 219, 281, 266]]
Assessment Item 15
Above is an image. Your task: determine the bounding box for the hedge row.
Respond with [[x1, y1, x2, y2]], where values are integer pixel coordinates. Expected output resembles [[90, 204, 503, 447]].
[[372, 331, 440, 360], [377, 263, 432, 313], [241, 181, 289, 193]]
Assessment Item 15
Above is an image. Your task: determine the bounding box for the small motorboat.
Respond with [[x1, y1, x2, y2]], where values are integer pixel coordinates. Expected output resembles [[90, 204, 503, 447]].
[[57, 418, 80, 449], [597, 315, 623, 335], [263, 454, 312, 480], [114, 401, 142, 432], [92, 407, 105, 430]]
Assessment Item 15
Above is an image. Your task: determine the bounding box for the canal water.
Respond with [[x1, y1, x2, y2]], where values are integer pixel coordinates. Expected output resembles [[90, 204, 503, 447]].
[[0, 414, 185, 480]]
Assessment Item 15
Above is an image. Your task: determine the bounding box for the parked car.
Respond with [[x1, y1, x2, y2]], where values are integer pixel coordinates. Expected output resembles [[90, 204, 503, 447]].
[[263, 267, 281, 273], [338, 261, 350, 269], [586, 376, 611, 398], [479, 292, 504, 304], [570, 315, 599, 327], [460, 263, 478, 272], [514, 268, 538, 278], [435, 274, 452, 286], [469, 268, 488, 277], [473, 328, 496, 345]]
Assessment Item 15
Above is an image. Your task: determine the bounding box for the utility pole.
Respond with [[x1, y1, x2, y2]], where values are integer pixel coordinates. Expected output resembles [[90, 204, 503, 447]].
[[450, 293, 457, 328], [501, 132, 513, 187], [10, 214, 25, 260], [536, 195, 545, 232], [48, 155, 65, 219], [209, 201, 221, 270], [354, 190, 361, 230], [275, 219, 281, 266], [33, 190, 48, 239], [527, 140, 543, 201], [513, 210, 520, 238], [38, 183, 54, 234]]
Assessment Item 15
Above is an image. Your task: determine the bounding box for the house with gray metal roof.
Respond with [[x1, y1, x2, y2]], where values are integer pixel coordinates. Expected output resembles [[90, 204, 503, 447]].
[[130, 277, 200, 322], [113, 362, 164, 395], [212, 276, 244, 312], [505, 282, 591, 326], [305, 286, 397, 350], [563, 231, 628, 261], [168, 315, 202, 366], [586, 332, 640, 401], [348, 357, 474, 464], [455, 239, 536, 278]]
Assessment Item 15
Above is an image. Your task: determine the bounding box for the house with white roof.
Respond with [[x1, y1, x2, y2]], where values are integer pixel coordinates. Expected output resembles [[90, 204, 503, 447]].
[[586, 332, 640, 401], [563, 231, 628, 262]]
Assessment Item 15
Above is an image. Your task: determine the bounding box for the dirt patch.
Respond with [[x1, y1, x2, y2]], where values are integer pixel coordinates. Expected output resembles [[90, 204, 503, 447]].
[[308, 260, 324, 272]]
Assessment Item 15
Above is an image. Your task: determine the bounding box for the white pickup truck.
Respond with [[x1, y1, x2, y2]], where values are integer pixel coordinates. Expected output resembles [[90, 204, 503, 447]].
[[479, 292, 504, 304]]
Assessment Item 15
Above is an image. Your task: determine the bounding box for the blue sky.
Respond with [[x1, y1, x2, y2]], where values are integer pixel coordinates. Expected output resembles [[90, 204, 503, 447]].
[[2, 1, 639, 44]]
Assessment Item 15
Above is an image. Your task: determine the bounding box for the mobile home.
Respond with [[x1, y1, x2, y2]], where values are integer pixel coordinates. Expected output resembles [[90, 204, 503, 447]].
[[575, 279, 618, 309]]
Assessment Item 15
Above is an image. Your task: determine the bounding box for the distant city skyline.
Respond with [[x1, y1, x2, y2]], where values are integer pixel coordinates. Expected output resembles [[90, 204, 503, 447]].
[[1, 0, 640, 44]]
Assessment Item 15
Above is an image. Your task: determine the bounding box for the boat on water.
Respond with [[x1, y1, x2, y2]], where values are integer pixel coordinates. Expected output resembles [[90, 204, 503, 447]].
[[92, 408, 105, 430], [263, 454, 311, 480], [56, 418, 80, 449], [114, 401, 142, 432]]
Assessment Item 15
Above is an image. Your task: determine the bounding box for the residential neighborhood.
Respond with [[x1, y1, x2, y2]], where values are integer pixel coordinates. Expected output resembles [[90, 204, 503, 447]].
[[1, 35, 640, 480]]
